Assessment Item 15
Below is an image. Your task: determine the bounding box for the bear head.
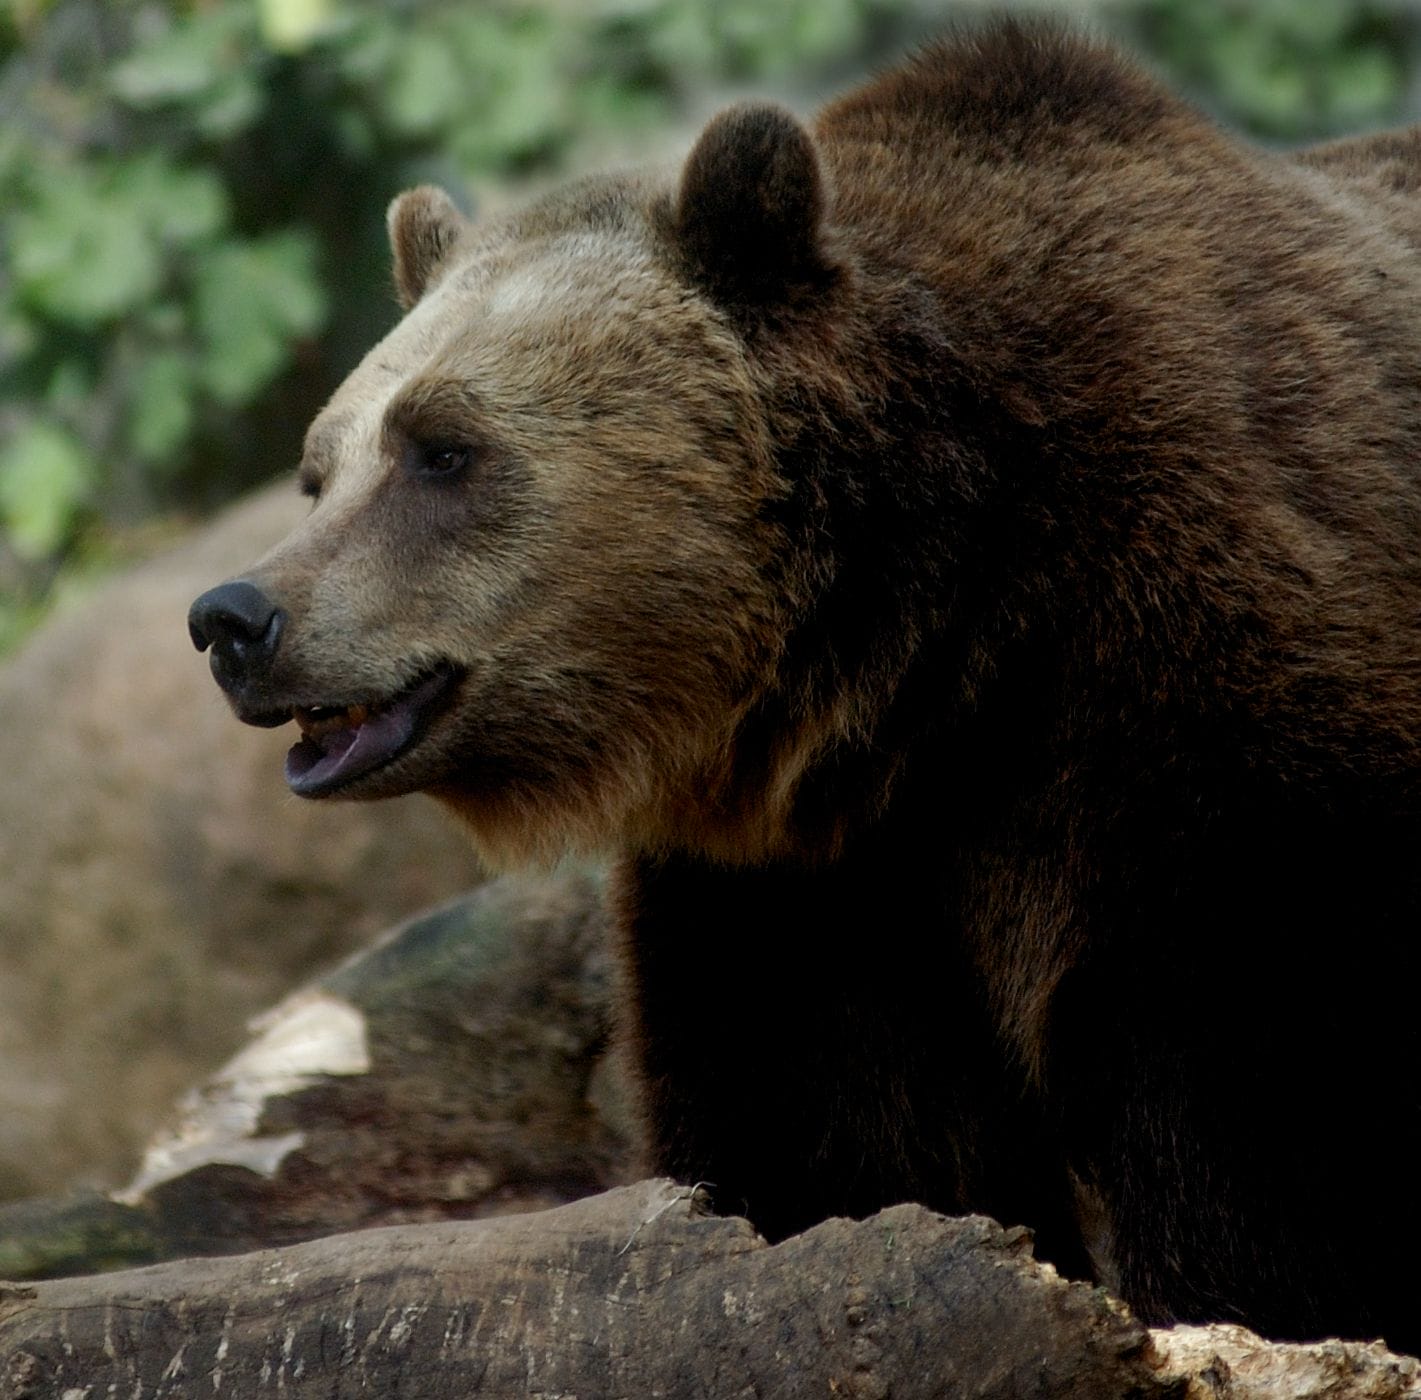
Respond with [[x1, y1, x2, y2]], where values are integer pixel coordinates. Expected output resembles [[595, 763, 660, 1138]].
[[189, 106, 855, 868]]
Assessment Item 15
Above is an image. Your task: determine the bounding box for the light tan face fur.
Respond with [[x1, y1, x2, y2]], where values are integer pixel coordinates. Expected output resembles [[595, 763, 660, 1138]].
[[240, 179, 788, 867]]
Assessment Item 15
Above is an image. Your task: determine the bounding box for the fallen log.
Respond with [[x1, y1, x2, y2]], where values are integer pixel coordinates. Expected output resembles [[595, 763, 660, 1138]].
[[0, 865, 632, 1281], [1, 1180, 1415, 1400], [0, 872, 1414, 1395]]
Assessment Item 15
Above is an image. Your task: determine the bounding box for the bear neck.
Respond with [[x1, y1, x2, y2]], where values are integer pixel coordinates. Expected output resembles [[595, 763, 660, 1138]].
[[673, 264, 1394, 873]]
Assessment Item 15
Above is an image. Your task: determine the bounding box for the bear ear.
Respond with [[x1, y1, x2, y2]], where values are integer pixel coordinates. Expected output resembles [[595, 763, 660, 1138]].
[[673, 103, 832, 309], [387, 185, 469, 309]]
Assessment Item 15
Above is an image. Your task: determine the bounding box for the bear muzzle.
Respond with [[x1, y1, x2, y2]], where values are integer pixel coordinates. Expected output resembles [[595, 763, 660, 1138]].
[[187, 579, 291, 728], [189, 579, 464, 797]]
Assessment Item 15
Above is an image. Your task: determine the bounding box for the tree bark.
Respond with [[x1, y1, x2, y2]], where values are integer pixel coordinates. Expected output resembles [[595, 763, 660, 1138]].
[[2, 1180, 1416, 1400], [0, 865, 633, 1282], [0, 1180, 1157, 1399]]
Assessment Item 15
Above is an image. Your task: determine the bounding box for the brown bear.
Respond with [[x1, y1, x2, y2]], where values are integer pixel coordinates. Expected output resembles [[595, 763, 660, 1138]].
[[189, 22, 1420, 1353]]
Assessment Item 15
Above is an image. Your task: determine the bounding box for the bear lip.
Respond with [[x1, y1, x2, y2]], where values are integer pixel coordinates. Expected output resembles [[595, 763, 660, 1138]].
[[283, 665, 461, 797]]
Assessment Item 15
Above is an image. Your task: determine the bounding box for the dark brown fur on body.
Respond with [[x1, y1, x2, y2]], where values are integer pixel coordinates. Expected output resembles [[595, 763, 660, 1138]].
[[188, 24, 1420, 1351]]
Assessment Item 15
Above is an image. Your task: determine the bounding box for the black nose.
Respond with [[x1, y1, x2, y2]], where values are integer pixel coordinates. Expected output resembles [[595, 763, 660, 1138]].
[[188, 579, 285, 675]]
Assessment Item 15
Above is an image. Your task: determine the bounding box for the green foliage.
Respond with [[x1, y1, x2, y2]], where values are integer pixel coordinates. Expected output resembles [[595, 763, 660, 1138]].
[[0, 0, 932, 647], [1117, 0, 1417, 139], [191, 231, 325, 406], [1, 0, 1419, 652], [0, 420, 92, 560]]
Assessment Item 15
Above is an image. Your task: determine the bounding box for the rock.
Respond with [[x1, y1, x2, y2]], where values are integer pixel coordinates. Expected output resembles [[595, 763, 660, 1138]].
[[0, 482, 482, 1199]]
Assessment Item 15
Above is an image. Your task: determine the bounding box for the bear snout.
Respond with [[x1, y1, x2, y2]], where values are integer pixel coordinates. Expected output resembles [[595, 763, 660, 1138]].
[[188, 580, 290, 725]]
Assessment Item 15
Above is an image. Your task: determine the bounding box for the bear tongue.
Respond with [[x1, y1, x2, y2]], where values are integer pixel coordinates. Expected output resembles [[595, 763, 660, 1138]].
[[285, 699, 419, 797]]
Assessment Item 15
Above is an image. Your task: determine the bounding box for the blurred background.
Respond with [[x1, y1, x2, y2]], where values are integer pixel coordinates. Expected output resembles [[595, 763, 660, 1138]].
[[4, 0, 1421, 650], [2, 0, 1420, 1209]]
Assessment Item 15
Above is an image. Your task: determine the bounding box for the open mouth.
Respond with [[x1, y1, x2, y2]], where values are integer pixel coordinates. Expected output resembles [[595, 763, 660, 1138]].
[[284, 665, 460, 797]]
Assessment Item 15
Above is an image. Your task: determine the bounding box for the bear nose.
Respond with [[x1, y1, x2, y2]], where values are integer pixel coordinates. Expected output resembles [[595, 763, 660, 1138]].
[[188, 580, 285, 677]]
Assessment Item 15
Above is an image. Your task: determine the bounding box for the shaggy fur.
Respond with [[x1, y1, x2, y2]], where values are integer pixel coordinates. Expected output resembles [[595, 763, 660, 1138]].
[[192, 23, 1420, 1351]]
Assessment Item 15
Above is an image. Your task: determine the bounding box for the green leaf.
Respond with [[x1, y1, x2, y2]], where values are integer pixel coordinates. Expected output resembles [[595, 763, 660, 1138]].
[[258, 0, 338, 55], [127, 350, 196, 465], [10, 155, 231, 328], [118, 156, 230, 248], [571, 71, 671, 135], [0, 420, 95, 560], [108, 8, 252, 107], [443, 13, 568, 169], [192, 74, 266, 140], [10, 168, 163, 326], [109, 8, 265, 139], [0, 307, 39, 370], [778, 0, 864, 69], [380, 29, 469, 137], [1323, 46, 1403, 128], [192, 230, 326, 406], [645, 5, 720, 74]]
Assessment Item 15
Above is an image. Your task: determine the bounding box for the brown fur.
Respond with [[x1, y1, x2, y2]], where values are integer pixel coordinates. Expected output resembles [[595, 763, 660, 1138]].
[[192, 23, 1421, 1351]]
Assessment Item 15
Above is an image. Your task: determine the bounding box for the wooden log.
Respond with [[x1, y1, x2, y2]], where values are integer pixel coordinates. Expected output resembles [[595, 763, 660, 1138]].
[[0, 871, 1413, 1395], [0, 1181, 1161, 1399], [1, 1181, 1415, 1399], [0, 865, 633, 1281]]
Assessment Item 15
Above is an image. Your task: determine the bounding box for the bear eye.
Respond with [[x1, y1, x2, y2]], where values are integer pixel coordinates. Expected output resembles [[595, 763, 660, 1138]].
[[411, 440, 474, 477]]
